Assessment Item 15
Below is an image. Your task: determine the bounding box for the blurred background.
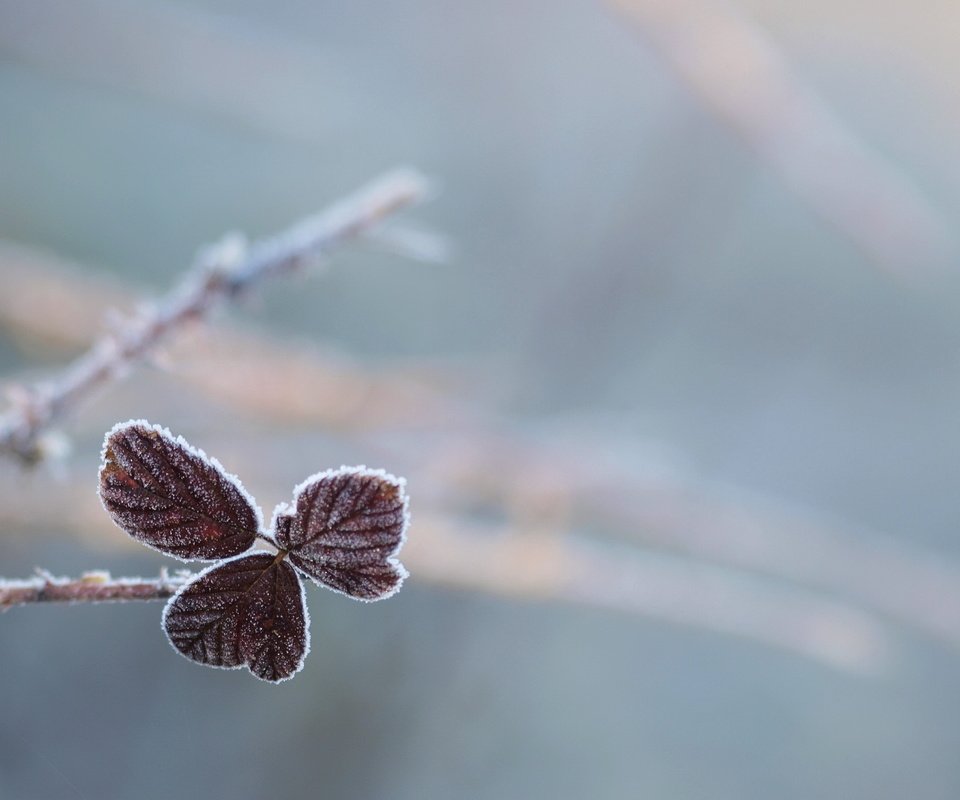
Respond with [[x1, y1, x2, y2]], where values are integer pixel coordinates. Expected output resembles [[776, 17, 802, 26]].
[[2, 0, 960, 797]]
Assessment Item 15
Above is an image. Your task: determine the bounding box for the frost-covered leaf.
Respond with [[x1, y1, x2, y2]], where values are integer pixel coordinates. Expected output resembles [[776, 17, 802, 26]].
[[98, 421, 260, 561], [97, 421, 410, 682], [162, 553, 309, 683], [273, 467, 409, 601]]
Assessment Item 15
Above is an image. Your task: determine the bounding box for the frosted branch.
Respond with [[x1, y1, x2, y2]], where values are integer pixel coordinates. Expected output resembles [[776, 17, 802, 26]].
[[0, 569, 191, 609], [0, 168, 429, 463]]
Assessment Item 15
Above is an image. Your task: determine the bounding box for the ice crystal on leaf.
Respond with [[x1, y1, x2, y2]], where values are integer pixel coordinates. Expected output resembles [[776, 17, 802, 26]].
[[98, 420, 410, 683]]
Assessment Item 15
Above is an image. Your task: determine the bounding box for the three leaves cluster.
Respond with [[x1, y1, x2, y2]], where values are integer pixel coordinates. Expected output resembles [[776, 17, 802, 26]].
[[98, 421, 409, 683]]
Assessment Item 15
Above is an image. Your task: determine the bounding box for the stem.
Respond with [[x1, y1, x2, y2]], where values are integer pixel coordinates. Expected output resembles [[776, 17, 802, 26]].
[[0, 570, 193, 609], [0, 168, 429, 463]]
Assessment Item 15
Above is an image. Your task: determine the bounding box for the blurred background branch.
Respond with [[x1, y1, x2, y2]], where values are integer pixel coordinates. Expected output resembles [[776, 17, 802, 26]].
[[608, 0, 954, 277]]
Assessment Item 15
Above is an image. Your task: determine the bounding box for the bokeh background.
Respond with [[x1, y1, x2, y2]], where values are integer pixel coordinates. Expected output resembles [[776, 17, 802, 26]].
[[3, 0, 960, 798]]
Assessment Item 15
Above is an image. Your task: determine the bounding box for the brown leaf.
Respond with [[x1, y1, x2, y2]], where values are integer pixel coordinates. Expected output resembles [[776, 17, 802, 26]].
[[162, 553, 309, 683], [98, 421, 261, 561], [272, 467, 409, 601]]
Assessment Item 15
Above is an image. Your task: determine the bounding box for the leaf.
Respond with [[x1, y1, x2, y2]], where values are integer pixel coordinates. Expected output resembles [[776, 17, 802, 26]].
[[272, 466, 409, 601], [98, 420, 261, 561], [162, 553, 309, 683], [97, 421, 410, 683]]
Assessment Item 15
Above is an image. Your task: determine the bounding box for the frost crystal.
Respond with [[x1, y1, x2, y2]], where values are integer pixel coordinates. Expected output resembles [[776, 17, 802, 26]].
[[97, 421, 410, 683]]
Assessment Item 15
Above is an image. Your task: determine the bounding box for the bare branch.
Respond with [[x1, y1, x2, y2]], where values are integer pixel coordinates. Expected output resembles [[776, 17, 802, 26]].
[[0, 243, 467, 433], [609, 0, 953, 277], [0, 168, 429, 463], [0, 570, 189, 609]]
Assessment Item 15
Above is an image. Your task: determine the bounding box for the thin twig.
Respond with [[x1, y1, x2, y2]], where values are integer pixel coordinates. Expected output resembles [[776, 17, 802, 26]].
[[0, 168, 429, 463], [0, 570, 189, 609]]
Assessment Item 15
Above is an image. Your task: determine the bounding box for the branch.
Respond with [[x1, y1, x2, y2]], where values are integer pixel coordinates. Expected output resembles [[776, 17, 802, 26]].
[[0, 168, 429, 463], [0, 241, 468, 433], [609, 0, 953, 277], [0, 570, 189, 609], [421, 429, 960, 652]]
